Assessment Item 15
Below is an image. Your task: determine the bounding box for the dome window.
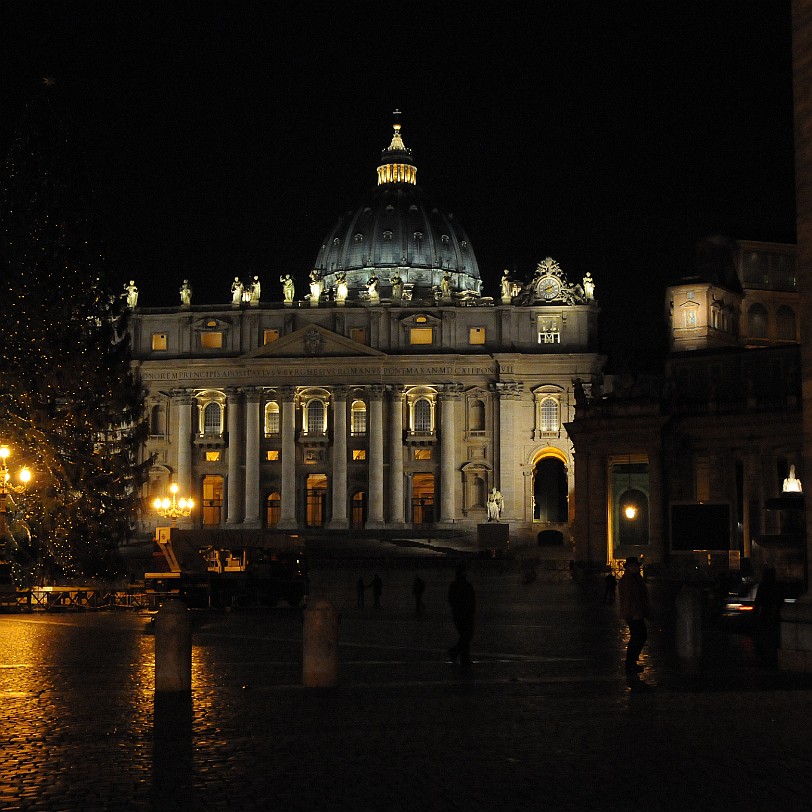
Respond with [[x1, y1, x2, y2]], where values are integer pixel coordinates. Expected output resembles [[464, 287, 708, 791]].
[[383, 230, 393, 241], [354, 233, 364, 243], [333, 238, 341, 245], [441, 235, 450, 245]]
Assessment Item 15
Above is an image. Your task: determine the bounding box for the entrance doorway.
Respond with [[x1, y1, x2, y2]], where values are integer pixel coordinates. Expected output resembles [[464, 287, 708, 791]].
[[411, 473, 435, 526], [306, 474, 328, 528], [351, 491, 367, 528], [266, 492, 280, 528], [202, 475, 223, 526], [533, 457, 568, 522]]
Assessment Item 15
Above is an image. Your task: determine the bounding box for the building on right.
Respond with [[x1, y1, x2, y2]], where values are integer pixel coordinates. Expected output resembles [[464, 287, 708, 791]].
[[567, 237, 804, 583]]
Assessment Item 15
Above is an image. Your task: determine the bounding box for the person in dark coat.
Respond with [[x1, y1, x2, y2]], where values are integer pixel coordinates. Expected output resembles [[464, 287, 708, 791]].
[[412, 574, 426, 616], [448, 563, 476, 670], [369, 574, 382, 608], [617, 557, 649, 674]]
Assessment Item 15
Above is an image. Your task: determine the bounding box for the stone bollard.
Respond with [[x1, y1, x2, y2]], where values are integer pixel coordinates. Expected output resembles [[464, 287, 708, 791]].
[[155, 600, 192, 694], [675, 584, 703, 670], [303, 598, 339, 687]]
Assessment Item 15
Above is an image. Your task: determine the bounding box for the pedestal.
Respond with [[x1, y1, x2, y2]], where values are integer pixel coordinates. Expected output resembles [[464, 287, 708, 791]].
[[477, 522, 510, 552]]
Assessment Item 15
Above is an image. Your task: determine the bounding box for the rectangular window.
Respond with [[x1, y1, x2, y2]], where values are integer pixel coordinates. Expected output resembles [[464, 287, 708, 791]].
[[266, 450, 280, 461], [410, 327, 433, 345], [469, 327, 486, 345], [414, 448, 432, 461], [350, 327, 367, 344], [205, 451, 221, 462], [537, 315, 560, 344], [201, 332, 223, 349], [263, 329, 280, 345], [151, 333, 168, 351], [352, 449, 366, 461]]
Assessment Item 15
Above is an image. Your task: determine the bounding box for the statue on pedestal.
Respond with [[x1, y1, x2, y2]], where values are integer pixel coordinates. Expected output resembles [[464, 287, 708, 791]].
[[122, 280, 138, 309], [179, 279, 192, 307], [334, 272, 348, 304], [230, 277, 244, 305], [500, 270, 512, 304], [280, 274, 295, 304], [390, 273, 403, 302], [366, 274, 380, 302], [487, 487, 503, 522], [783, 464, 803, 493], [249, 275, 261, 305]]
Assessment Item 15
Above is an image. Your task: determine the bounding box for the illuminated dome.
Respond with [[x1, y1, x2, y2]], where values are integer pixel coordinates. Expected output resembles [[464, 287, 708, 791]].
[[314, 117, 482, 302]]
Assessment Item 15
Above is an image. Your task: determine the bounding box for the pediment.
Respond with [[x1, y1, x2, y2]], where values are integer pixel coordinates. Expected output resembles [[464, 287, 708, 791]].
[[242, 324, 386, 359]]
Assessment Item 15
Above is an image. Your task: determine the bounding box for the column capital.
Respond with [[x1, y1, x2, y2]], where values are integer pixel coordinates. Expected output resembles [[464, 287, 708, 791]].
[[279, 385, 297, 402], [243, 386, 263, 403], [387, 384, 405, 400], [171, 388, 196, 405], [439, 383, 464, 400], [332, 385, 350, 400], [224, 386, 244, 401], [492, 382, 523, 400], [370, 384, 386, 401]]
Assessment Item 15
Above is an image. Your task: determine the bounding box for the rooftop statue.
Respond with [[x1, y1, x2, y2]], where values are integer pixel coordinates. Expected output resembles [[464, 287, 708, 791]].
[[122, 280, 138, 309], [280, 274, 295, 304], [231, 277, 244, 306], [179, 279, 192, 306], [390, 273, 403, 302], [249, 275, 261, 305], [367, 274, 380, 302], [334, 272, 348, 304], [309, 269, 324, 305]]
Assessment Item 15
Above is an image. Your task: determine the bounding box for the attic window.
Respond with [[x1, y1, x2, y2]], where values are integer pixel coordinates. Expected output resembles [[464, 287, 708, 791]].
[[207, 320, 217, 328], [264, 329, 280, 345], [354, 233, 363, 243], [201, 332, 223, 349], [441, 235, 450, 245], [383, 231, 393, 241], [416, 315, 427, 323]]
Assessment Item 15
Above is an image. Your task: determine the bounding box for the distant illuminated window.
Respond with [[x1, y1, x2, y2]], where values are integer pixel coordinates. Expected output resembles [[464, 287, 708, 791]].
[[205, 451, 220, 462], [414, 448, 432, 461], [351, 400, 367, 435], [151, 333, 167, 351], [540, 398, 559, 432], [469, 327, 486, 345], [264, 329, 280, 345], [201, 332, 223, 349], [416, 315, 427, 323], [266, 450, 279, 461], [203, 402, 222, 436], [414, 399, 432, 433], [305, 400, 326, 435], [264, 402, 280, 436], [410, 327, 433, 345], [352, 449, 366, 461]]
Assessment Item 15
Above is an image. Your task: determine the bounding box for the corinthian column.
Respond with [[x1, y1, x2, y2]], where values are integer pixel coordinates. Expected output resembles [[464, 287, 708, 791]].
[[173, 390, 194, 498], [329, 386, 349, 529], [279, 387, 298, 529], [366, 385, 385, 528], [226, 389, 243, 524], [439, 384, 462, 526], [388, 386, 405, 527], [243, 388, 261, 528]]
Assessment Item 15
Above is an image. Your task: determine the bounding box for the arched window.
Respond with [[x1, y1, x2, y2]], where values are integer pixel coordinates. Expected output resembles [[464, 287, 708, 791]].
[[776, 305, 797, 342], [306, 399, 326, 436], [414, 398, 432, 433], [351, 400, 367, 435], [540, 398, 559, 433], [748, 303, 769, 340], [264, 402, 280, 436], [203, 402, 222, 436], [469, 400, 485, 432]]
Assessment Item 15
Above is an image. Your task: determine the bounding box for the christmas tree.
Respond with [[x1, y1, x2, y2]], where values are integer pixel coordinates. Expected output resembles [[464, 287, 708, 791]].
[[0, 83, 147, 582]]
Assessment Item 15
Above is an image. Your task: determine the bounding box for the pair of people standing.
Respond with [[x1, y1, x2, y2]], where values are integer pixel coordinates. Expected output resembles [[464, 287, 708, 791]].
[[356, 574, 382, 608]]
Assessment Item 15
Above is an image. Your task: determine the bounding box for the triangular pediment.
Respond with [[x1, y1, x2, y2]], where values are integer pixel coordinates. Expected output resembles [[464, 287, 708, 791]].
[[242, 324, 386, 359]]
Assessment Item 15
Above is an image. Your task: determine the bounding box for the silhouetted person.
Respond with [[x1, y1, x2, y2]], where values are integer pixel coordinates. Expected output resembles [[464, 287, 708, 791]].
[[755, 566, 781, 664], [356, 577, 366, 609], [617, 557, 649, 674], [448, 563, 475, 671], [369, 574, 382, 608], [604, 571, 617, 604], [412, 575, 426, 615]]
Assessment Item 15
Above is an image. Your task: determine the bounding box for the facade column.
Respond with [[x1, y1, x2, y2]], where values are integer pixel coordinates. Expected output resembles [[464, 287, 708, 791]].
[[173, 389, 194, 498], [279, 386, 298, 529], [243, 388, 261, 528], [439, 384, 462, 526], [388, 386, 405, 527], [366, 385, 385, 528], [494, 382, 523, 521], [329, 386, 349, 529], [226, 388, 243, 524]]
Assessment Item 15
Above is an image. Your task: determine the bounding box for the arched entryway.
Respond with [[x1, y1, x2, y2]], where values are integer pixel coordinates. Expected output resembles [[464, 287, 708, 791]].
[[532, 453, 568, 523], [202, 475, 223, 526], [306, 474, 328, 528], [411, 473, 434, 526], [351, 490, 367, 529], [266, 491, 281, 528]]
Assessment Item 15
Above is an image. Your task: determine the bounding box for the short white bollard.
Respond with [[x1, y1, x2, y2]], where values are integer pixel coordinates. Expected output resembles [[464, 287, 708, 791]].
[[675, 585, 703, 669], [155, 600, 192, 694], [303, 598, 339, 687]]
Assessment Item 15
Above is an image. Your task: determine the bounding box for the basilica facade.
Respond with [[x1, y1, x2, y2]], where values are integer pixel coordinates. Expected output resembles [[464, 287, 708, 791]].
[[130, 122, 604, 543]]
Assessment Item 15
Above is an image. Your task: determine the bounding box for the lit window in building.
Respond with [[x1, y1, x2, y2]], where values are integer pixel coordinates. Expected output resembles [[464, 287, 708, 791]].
[[201, 332, 223, 349], [469, 327, 486, 345], [264, 402, 280, 436], [203, 402, 222, 436], [306, 400, 326, 435], [540, 398, 559, 433], [410, 327, 433, 345], [352, 449, 366, 461], [205, 451, 221, 462], [414, 398, 432, 433], [351, 400, 367, 435], [264, 329, 280, 345], [414, 448, 432, 461], [266, 450, 279, 461], [151, 333, 167, 351], [351, 327, 367, 344]]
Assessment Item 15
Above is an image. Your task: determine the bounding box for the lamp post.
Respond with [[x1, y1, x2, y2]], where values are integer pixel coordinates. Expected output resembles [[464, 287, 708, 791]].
[[153, 483, 194, 528], [0, 445, 32, 537]]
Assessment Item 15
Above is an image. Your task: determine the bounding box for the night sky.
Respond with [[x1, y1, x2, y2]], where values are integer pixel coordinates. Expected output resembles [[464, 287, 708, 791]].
[[1, 2, 796, 370]]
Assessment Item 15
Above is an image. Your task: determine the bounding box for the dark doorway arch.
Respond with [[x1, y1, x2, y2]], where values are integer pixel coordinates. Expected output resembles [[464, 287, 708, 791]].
[[533, 457, 567, 522]]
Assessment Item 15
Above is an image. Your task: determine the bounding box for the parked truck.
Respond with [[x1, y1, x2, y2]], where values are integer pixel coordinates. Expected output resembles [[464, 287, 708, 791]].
[[145, 527, 308, 608]]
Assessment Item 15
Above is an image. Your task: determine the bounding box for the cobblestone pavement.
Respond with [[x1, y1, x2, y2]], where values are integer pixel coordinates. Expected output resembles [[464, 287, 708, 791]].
[[1, 562, 811, 811]]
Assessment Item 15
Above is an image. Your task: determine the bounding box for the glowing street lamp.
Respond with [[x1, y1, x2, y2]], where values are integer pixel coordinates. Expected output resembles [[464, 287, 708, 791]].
[[153, 483, 193, 527], [0, 445, 32, 536]]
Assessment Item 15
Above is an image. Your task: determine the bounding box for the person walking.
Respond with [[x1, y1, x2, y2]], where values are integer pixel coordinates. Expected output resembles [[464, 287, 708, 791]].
[[369, 574, 383, 608], [412, 574, 426, 616], [448, 563, 475, 671], [617, 556, 649, 674]]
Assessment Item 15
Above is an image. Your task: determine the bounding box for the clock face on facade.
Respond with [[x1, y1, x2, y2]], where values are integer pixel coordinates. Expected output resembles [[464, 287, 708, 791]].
[[538, 275, 561, 300]]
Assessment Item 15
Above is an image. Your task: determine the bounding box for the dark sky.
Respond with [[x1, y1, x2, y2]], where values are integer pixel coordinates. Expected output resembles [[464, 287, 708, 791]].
[[0, 1, 796, 370]]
